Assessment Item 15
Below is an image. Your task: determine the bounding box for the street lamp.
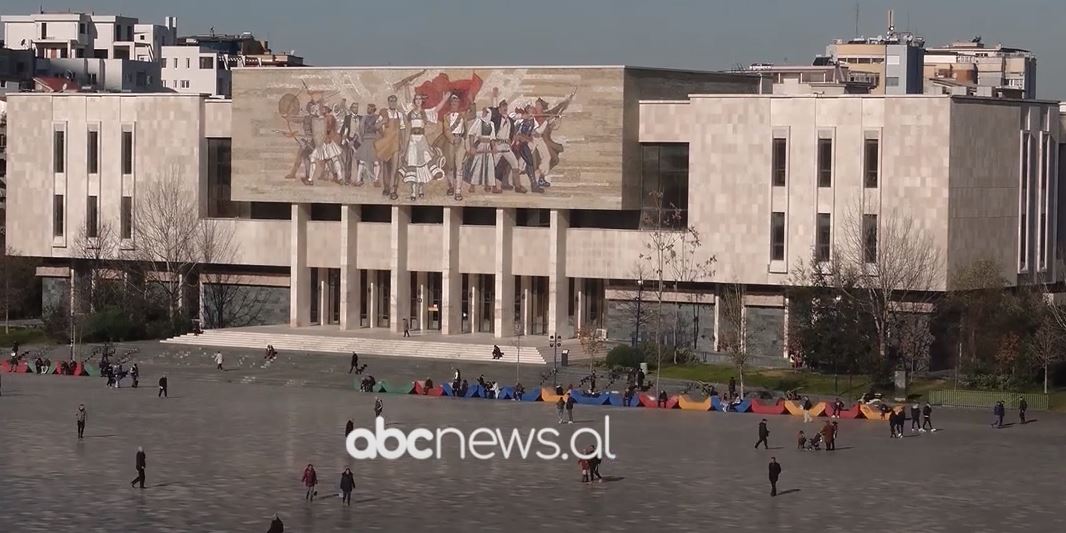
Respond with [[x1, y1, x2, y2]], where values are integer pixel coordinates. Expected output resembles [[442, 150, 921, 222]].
[[514, 322, 523, 386], [548, 333, 561, 386], [633, 278, 643, 348]]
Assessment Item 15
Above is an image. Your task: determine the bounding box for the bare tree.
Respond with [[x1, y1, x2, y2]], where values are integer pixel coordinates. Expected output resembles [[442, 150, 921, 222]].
[[1028, 311, 1062, 394], [576, 325, 606, 374], [614, 263, 653, 347], [665, 225, 716, 356], [718, 283, 752, 397], [120, 167, 201, 322], [0, 246, 39, 333], [71, 219, 119, 312], [834, 204, 942, 367], [198, 219, 266, 328]]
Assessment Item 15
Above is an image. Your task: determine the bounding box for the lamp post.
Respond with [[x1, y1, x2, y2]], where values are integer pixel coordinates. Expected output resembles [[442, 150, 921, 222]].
[[633, 278, 643, 348], [549, 333, 561, 386], [515, 323, 523, 386]]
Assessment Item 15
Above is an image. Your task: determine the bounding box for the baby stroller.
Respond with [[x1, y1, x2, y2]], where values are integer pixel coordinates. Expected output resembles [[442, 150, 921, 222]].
[[805, 432, 823, 451]]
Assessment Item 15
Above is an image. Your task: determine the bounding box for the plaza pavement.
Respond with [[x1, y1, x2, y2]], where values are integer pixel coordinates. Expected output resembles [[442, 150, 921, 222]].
[[0, 342, 1064, 532]]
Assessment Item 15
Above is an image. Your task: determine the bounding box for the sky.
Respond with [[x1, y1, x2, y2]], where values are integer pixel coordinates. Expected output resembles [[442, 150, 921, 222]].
[[4, 0, 1064, 100]]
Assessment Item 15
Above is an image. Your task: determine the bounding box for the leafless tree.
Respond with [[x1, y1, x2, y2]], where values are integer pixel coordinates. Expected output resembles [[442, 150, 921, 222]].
[[0, 246, 38, 333], [198, 219, 267, 328], [1028, 310, 1063, 394], [71, 219, 120, 312], [614, 263, 653, 347], [665, 224, 716, 355], [718, 283, 752, 397], [577, 325, 606, 374]]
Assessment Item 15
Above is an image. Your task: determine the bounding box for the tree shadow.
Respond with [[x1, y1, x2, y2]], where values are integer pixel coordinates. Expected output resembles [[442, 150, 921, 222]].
[[352, 497, 380, 504], [85, 434, 119, 439], [776, 489, 801, 496], [1022, 419, 1038, 425], [832, 446, 854, 451], [767, 446, 784, 450], [599, 476, 625, 483], [998, 423, 1016, 429]]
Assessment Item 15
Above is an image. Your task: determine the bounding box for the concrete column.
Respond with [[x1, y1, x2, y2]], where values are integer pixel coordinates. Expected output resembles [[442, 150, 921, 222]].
[[712, 292, 721, 352], [367, 272, 378, 329], [520, 276, 532, 335], [441, 207, 462, 334], [340, 205, 361, 330], [390, 205, 411, 333], [575, 278, 585, 332], [494, 208, 515, 338], [318, 268, 330, 325], [469, 275, 480, 333], [547, 209, 571, 338], [289, 203, 311, 327], [416, 271, 428, 331], [782, 295, 790, 360]]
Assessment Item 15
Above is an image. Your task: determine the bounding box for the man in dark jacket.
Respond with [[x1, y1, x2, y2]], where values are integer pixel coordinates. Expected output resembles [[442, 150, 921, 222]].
[[1018, 397, 1028, 424], [922, 402, 933, 431], [565, 393, 576, 423], [349, 352, 359, 374], [345, 419, 354, 436], [130, 447, 146, 488], [267, 513, 284, 533], [158, 375, 168, 398], [754, 419, 770, 449], [993, 401, 1005, 428], [339, 467, 355, 506], [768, 457, 782, 497], [636, 369, 645, 391]]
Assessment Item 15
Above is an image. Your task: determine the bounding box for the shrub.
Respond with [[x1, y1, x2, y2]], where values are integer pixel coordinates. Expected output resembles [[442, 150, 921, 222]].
[[80, 306, 145, 342], [606, 345, 645, 369]]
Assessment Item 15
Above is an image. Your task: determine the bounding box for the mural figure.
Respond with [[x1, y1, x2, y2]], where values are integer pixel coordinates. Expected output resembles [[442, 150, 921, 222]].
[[268, 70, 575, 202], [401, 93, 447, 200]]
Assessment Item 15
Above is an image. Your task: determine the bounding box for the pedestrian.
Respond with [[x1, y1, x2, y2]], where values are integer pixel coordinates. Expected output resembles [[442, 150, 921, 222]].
[[802, 396, 813, 423], [76, 404, 87, 439], [922, 402, 933, 431], [349, 352, 359, 374], [374, 397, 383, 418], [768, 457, 782, 497], [345, 419, 354, 436], [215, 351, 224, 371], [130, 363, 139, 388], [587, 445, 604, 482], [910, 402, 921, 432], [796, 430, 807, 450], [403, 319, 410, 337], [158, 375, 168, 398], [636, 368, 645, 391], [556, 395, 566, 423], [821, 420, 835, 451], [302, 464, 318, 501], [267, 513, 284, 533], [565, 392, 576, 423], [993, 401, 1005, 428], [832, 398, 844, 418], [888, 409, 899, 438], [657, 389, 668, 408], [339, 467, 355, 506], [1019, 397, 1028, 424], [578, 455, 590, 483], [754, 419, 770, 449], [130, 447, 146, 489]]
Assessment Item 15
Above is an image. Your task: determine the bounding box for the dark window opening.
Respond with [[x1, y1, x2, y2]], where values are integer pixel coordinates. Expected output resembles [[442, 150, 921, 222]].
[[516, 208, 550, 227], [199, 56, 214, 69], [311, 203, 341, 221], [770, 212, 785, 261], [86, 196, 99, 238], [862, 214, 878, 263], [87, 130, 99, 174], [361, 205, 392, 223], [772, 137, 787, 187], [816, 213, 831, 262], [249, 202, 291, 220], [206, 138, 235, 217], [570, 210, 641, 229], [411, 206, 444, 224], [817, 138, 832, 187], [121, 196, 133, 239], [864, 138, 879, 188], [53, 130, 65, 173], [462, 207, 496, 226], [121, 130, 134, 174], [641, 143, 689, 228], [53, 194, 64, 237]]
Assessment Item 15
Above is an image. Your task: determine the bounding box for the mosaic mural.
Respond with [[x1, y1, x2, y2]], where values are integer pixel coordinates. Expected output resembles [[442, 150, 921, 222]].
[[231, 67, 627, 208]]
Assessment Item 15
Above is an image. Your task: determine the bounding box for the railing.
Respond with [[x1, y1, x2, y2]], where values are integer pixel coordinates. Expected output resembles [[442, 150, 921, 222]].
[[928, 390, 1048, 410]]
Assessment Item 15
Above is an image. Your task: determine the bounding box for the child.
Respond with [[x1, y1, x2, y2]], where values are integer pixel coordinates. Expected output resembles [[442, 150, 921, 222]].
[[578, 456, 590, 483], [796, 430, 807, 450], [556, 396, 566, 424]]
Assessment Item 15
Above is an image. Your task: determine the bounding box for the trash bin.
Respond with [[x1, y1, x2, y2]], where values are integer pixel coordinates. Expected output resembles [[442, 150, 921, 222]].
[[560, 349, 569, 367], [639, 362, 649, 375]]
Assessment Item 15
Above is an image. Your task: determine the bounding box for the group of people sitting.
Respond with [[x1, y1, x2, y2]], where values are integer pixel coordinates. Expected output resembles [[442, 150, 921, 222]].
[[358, 375, 377, 392], [797, 421, 839, 451], [264, 345, 279, 362]]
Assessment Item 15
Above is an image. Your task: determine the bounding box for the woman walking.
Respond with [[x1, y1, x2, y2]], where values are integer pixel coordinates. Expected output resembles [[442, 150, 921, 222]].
[[302, 464, 318, 502], [339, 467, 355, 506]]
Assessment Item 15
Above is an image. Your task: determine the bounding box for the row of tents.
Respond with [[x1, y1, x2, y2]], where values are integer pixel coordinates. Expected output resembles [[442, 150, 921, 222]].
[[0, 360, 100, 377], [360, 380, 899, 421]]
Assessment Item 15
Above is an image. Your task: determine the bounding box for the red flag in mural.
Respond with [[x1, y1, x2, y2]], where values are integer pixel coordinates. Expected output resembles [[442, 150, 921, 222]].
[[414, 72, 483, 119]]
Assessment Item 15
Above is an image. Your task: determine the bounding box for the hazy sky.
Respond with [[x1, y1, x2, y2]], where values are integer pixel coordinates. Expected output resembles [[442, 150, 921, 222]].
[[4, 0, 1064, 99]]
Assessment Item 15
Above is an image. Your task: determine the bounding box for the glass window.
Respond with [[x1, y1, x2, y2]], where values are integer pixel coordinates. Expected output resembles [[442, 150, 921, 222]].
[[53, 130, 65, 173], [771, 212, 785, 261], [863, 138, 879, 188], [121, 196, 133, 239], [816, 213, 831, 262], [206, 138, 235, 217], [122, 130, 133, 174], [862, 214, 878, 264], [817, 138, 832, 187], [199, 56, 214, 69], [772, 137, 787, 186], [85, 130, 98, 174], [86, 196, 99, 238], [53, 194, 65, 237], [640, 143, 689, 228]]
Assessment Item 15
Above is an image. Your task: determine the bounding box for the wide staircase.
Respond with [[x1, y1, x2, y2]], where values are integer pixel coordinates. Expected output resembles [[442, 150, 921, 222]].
[[161, 329, 547, 365]]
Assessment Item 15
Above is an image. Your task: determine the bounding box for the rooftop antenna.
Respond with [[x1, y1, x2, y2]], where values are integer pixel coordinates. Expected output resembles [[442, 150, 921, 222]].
[[854, 2, 859, 37]]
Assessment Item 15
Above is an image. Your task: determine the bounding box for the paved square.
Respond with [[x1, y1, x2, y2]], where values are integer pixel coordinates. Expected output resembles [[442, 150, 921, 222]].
[[1, 355, 1064, 532]]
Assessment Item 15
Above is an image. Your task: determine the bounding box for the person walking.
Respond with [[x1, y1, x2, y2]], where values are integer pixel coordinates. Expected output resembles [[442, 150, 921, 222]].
[[158, 375, 168, 398], [345, 419, 354, 436], [403, 319, 410, 338], [821, 420, 835, 451], [657, 389, 669, 408], [636, 368, 645, 391], [349, 352, 359, 374], [373, 397, 383, 418], [910, 403, 921, 432], [587, 445, 604, 482], [754, 419, 770, 449], [1019, 397, 1028, 424], [302, 464, 318, 501], [565, 392, 576, 423], [993, 401, 1005, 428], [267, 513, 285, 533], [215, 351, 224, 371], [339, 467, 355, 506], [802, 397, 813, 423], [130, 363, 139, 388], [130, 447, 146, 489], [922, 402, 933, 431], [768, 457, 782, 497], [556, 395, 566, 424], [76, 404, 87, 439]]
